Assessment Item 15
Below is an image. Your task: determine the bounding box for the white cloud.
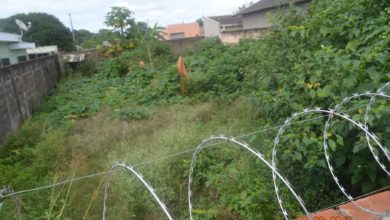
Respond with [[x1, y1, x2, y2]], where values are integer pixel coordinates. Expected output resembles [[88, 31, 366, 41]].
[[150, 10, 164, 16], [0, 0, 248, 32], [173, 8, 187, 14]]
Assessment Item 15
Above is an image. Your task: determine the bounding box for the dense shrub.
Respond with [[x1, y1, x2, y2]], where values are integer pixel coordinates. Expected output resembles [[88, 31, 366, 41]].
[[75, 59, 97, 76], [184, 0, 390, 216], [245, 0, 390, 199], [99, 40, 174, 78]]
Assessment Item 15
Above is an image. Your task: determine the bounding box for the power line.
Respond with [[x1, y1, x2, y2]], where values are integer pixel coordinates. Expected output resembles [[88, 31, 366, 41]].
[[132, 116, 330, 168], [3, 171, 115, 199], [135, 102, 371, 168], [2, 114, 325, 199]]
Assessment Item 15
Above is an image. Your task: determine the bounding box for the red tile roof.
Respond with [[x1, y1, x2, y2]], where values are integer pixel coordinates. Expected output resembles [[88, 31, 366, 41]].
[[299, 191, 390, 220]]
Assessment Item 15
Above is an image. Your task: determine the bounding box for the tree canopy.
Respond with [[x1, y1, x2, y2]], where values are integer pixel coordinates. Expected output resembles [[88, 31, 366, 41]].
[[105, 7, 135, 37], [131, 22, 164, 42], [74, 29, 95, 45], [0, 13, 75, 51]]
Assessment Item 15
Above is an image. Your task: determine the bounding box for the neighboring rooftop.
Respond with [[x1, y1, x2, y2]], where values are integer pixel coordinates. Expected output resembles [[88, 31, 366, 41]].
[[0, 32, 22, 43], [208, 15, 243, 25], [26, 45, 58, 54], [237, 0, 309, 15], [308, 191, 390, 219]]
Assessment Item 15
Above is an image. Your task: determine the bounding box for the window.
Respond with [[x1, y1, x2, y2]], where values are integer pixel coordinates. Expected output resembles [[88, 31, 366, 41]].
[[37, 53, 49, 58], [29, 54, 37, 60], [17, 55, 27, 62], [170, 32, 185, 40], [1, 58, 10, 67]]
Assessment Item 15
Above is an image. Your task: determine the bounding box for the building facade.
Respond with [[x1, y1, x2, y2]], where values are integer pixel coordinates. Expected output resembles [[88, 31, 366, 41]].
[[238, 0, 310, 30], [161, 22, 204, 40], [204, 15, 243, 38], [0, 32, 36, 67], [204, 0, 310, 44]]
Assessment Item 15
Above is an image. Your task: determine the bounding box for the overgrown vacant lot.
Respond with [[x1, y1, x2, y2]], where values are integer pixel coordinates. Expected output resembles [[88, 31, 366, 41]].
[[1, 0, 389, 219], [1, 91, 286, 219]]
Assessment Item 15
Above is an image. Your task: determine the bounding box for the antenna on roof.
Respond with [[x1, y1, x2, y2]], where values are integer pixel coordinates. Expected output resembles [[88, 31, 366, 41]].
[[15, 19, 31, 40]]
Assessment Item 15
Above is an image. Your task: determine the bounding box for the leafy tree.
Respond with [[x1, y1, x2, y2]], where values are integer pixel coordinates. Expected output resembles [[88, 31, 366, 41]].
[[135, 22, 164, 41], [105, 6, 135, 37], [74, 29, 95, 45], [196, 18, 204, 27], [135, 22, 149, 34], [148, 24, 165, 40], [96, 28, 119, 40], [0, 18, 6, 31], [124, 21, 147, 41], [80, 29, 119, 49], [0, 13, 75, 51], [103, 7, 165, 57], [129, 22, 165, 70]]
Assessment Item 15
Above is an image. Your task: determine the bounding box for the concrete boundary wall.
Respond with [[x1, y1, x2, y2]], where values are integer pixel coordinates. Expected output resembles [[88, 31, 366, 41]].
[[0, 55, 63, 143], [166, 37, 204, 55]]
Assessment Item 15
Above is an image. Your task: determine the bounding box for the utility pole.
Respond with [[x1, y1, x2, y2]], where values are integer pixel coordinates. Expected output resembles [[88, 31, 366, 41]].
[[68, 13, 77, 48]]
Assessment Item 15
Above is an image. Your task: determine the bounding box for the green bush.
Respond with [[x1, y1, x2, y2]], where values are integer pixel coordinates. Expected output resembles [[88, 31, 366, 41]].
[[99, 56, 130, 77], [99, 40, 174, 78], [183, 0, 390, 216], [75, 59, 97, 75]]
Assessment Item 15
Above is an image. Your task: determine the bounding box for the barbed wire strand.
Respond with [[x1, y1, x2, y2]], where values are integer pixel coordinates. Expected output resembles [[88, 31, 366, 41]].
[[103, 163, 173, 220], [269, 88, 389, 217], [2, 102, 373, 199], [188, 136, 310, 220], [272, 108, 386, 216], [12, 192, 22, 220], [0, 186, 23, 220], [3, 171, 115, 198]]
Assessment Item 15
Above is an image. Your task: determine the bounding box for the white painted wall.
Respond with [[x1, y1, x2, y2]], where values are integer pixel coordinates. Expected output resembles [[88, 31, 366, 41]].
[[242, 10, 274, 30], [203, 17, 220, 37], [242, 2, 310, 30]]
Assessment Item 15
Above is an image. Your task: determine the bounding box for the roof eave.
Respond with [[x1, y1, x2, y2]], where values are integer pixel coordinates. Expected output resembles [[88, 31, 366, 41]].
[[237, 0, 310, 16], [0, 32, 22, 43], [8, 42, 36, 50]]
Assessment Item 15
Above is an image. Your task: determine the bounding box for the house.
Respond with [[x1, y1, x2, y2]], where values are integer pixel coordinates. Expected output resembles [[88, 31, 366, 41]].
[[204, 15, 243, 38], [203, 0, 310, 43], [237, 0, 310, 30], [26, 45, 58, 59], [0, 32, 36, 67], [161, 22, 204, 41], [203, 15, 245, 44]]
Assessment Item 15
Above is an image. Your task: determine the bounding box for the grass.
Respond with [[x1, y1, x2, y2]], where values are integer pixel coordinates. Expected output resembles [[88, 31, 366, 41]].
[[1, 95, 281, 219]]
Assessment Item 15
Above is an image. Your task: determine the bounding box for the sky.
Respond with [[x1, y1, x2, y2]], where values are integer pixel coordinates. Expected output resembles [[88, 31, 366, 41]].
[[0, 0, 249, 33]]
